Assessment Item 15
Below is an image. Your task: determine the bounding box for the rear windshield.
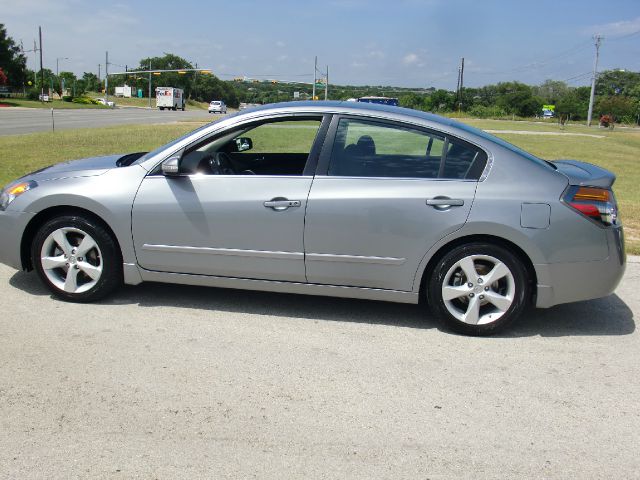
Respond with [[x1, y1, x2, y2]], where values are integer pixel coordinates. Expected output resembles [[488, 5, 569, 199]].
[[450, 120, 553, 170]]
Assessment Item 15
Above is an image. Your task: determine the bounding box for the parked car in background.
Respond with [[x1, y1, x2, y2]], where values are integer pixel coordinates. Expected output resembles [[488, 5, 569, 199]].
[[95, 97, 115, 107], [0, 101, 625, 335], [208, 100, 227, 114], [239, 102, 260, 111]]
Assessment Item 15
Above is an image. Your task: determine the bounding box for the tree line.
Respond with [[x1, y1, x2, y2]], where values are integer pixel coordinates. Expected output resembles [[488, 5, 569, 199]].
[[1, 24, 639, 122]]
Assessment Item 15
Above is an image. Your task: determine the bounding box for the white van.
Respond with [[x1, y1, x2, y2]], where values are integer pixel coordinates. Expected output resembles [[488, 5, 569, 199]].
[[208, 100, 227, 114], [156, 87, 185, 111]]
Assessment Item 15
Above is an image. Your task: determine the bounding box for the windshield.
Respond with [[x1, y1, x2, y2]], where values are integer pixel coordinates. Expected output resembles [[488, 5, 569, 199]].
[[450, 120, 554, 170], [133, 122, 214, 165]]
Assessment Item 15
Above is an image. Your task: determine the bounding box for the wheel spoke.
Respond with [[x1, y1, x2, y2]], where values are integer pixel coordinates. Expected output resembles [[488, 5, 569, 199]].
[[52, 229, 72, 255], [485, 291, 513, 312], [78, 262, 102, 280], [76, 235, 97, 256], [442, 285, 470, 301], [63, 267, 79, 292], [483, 261, 510, 286], [458, 257, 477, 283], [462, 295, 481, 324], [41, 255, 67, 270]]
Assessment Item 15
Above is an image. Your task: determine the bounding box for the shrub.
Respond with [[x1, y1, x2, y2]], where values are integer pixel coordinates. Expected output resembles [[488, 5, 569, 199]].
[[467, 104, 507, 119], [62, 95, 73, 102], [26, 89, 40, 100], [71, 96, 96, 105]]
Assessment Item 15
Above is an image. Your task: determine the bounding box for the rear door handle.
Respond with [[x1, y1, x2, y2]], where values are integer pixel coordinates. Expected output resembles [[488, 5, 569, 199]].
[[426, 197, 465, 208], [264, 198, 301, 211]]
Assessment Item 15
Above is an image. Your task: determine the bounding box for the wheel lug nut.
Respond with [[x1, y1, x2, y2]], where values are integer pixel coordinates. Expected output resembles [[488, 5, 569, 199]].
[[74, 265, 79, 270], [484, 286, 489, 291], [479, 295, 484, 300], [467, 282, 473, 287], [469, 293, 475, 298], [78, 257, 83, 262], [477, 278, 483, 284]]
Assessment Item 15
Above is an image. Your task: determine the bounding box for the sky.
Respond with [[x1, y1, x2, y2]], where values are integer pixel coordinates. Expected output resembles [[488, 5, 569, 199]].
[[1, 0, 639, 90]]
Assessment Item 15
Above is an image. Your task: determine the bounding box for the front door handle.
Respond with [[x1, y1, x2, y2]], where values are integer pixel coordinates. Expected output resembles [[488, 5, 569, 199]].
[[264, 197, 301, 211], [426, 197, 465, 209]]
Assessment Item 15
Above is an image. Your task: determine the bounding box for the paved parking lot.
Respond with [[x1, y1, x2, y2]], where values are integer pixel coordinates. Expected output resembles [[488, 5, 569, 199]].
[[0, 259, 638, 478], [0, 107, 213, 136]]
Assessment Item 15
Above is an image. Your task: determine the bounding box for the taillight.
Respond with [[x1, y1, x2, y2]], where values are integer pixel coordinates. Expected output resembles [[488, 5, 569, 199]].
[[563, 186, 619, 227]]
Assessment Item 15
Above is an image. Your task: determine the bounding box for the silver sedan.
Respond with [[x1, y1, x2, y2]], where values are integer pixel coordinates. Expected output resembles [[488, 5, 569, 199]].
[[0, 101, 625, 335]]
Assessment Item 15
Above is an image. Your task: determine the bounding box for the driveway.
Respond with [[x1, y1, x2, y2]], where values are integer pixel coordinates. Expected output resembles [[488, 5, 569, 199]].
[[0, 259, 638, 478]]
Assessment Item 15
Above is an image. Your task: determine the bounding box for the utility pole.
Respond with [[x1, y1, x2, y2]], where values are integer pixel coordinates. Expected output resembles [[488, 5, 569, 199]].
[[325, 65, 328, 100], [38, 26, 44, 102], [148, 60, 152, 108], [456, 57, 464, 110], [98, 63, 101, 81], [312, 56, 317, 100], [587, 35, 603, 127], [105, 51, 109, 104]]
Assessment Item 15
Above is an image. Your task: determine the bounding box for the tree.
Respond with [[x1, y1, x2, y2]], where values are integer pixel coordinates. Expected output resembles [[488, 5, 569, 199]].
[[0, 24, 27, 89], [191, 73, 239, 107], [82, 72, 101, 93], [596, 69, 640, 96], [533, 80, 570, 105], [137, 53, 194, 98], [495, 81, 541, 117], [425, 89, 455, 111], [596, 95, 636, 122], [58, 71, 76, 95]]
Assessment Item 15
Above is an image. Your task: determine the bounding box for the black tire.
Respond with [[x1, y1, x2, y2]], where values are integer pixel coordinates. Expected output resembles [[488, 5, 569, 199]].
[[159, 107, 164, 111], [427, 242, 529, 336], [181, 105, 185, 111], [31, 215, 122, 303], [172, 105, 177, 111]]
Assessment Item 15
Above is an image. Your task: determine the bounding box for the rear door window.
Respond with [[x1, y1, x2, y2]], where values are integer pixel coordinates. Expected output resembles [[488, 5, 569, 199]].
[[327, 118, 487, 180]]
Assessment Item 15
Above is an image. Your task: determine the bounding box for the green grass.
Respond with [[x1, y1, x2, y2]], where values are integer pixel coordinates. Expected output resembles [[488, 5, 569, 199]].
[[0, 119, 638, 253], [0, 98, 109, 109]]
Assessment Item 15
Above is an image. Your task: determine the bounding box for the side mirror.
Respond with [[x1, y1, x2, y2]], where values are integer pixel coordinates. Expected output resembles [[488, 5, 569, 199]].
[[162, 149, 184, 176], [235, 137, 253, 152]]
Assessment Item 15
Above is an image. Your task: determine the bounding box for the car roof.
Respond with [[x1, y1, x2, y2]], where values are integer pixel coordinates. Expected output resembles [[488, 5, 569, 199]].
[[237, 100, 464, 129]]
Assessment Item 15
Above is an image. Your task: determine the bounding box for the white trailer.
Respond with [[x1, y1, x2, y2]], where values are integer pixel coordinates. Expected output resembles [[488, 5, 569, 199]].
[[156, 87, 185, 111], [114, 85, 134, 98]]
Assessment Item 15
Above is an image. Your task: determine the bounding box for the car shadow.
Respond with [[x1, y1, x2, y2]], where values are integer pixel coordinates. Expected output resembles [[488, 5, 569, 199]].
[[9, 271, 635, 337]]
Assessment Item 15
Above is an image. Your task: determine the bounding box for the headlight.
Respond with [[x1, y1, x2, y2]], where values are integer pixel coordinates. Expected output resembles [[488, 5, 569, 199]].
[[0, 180, 38, 211]]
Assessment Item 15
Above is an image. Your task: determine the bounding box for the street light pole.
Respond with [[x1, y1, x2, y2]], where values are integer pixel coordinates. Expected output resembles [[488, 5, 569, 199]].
[[56, 57, 69, 97], [105, 51, 109, 104]]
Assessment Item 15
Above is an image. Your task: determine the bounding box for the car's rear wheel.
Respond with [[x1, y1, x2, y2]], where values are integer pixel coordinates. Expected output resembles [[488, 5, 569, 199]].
[[31, 215, 122, 302], [427, 243, 529, 335]]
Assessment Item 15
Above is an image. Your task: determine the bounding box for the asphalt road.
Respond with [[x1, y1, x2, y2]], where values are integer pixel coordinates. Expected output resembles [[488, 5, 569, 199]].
[[0, 259, 638, 479], [0, 107, 213, 135]]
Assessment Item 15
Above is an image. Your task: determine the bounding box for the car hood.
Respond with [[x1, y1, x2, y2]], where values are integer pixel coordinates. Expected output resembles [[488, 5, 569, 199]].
[[18, 153, 145, 183], [553, 159, 616, 189]]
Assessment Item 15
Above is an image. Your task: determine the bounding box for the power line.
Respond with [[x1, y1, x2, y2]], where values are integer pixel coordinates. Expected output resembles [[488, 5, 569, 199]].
[[608, 28, 640, 41], [474, 40, 593, 76]]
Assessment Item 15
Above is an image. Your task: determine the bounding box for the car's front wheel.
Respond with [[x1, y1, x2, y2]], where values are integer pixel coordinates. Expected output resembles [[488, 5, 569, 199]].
[[427, 243, 530, 335], [31, 215, 122, 302]]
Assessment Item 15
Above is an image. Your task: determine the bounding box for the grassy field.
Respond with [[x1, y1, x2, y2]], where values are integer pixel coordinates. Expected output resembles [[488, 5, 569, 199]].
[[0, 118, 638, 253], [0, 98, 108, 109]]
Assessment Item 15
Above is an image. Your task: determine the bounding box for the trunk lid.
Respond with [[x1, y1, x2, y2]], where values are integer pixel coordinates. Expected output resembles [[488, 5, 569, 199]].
[[553, 159, 616, 189]]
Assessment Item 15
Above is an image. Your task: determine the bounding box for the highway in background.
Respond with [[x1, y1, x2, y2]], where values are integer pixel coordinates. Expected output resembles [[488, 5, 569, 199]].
[[0, 107, 213, 135]]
